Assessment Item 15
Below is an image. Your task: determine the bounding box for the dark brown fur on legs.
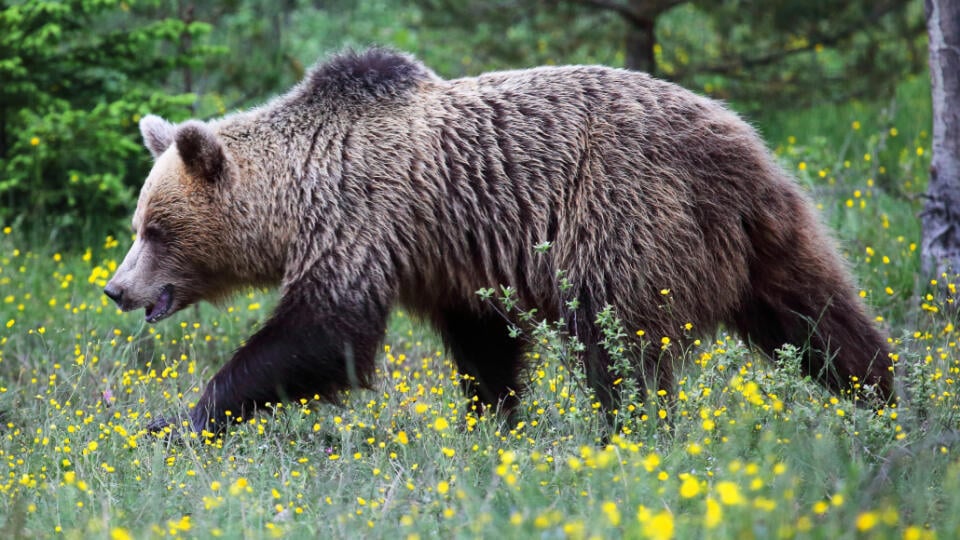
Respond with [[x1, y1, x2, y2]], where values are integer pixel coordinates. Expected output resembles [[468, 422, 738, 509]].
[[575, 304, 679, 431], [733, 189, 894, 403], [433, 306, 526, 421], [733, 291, 893, 402], [187, 283, 389, 433]]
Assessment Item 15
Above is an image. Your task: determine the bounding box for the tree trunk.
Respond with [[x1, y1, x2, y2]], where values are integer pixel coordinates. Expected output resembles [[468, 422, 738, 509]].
[[178, 1, 195, 113], [921, 0, 960, 278], [624, 16, 656, 74], [0, 106, 6, 160], [573, 0, 669, 75]]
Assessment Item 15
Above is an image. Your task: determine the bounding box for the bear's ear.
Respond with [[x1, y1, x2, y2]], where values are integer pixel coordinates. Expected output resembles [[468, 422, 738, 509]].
[[174, 121, 226, 185], [140, 115, 176, 159]]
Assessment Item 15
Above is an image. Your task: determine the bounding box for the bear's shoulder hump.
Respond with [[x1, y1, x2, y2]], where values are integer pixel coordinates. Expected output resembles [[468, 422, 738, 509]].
[[306, 48, 437, 103]]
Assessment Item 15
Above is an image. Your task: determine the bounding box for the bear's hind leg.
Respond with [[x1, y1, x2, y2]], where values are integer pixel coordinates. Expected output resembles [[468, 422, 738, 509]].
[[433, 307, 526, 420], [728, 187, 895, 406], [734, 288, 893, 403], [734, 213, 894, 404]]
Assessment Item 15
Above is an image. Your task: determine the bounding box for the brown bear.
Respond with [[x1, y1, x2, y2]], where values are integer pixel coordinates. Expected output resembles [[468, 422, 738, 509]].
[[104, 48, 893, 433]]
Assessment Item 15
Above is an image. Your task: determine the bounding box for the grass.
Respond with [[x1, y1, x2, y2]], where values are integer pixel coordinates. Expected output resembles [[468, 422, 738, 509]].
[[0, 81, 955, 539]]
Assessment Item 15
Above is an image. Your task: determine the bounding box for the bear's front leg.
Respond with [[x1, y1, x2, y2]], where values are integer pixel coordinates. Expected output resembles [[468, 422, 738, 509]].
[[175, 289, 388, 434]]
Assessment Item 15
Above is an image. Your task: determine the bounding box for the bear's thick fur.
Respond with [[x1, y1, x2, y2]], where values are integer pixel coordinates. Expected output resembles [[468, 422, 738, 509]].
[[105, 49, 893, 432]]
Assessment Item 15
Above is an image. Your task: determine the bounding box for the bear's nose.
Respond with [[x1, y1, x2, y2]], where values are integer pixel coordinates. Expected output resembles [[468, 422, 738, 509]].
[[104, 284, 124, 306]]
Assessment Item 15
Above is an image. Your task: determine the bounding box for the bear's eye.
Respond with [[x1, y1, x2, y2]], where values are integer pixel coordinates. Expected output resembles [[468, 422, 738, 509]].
[[142, 224, 167, 243]]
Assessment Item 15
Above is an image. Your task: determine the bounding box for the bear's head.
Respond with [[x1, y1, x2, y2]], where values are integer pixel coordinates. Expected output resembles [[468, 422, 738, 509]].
[[105, 115, 282, 322]]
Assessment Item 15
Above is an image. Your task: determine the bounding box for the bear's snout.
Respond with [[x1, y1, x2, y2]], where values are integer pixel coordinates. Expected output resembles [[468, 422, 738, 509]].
[[104, 284, 124, 307]]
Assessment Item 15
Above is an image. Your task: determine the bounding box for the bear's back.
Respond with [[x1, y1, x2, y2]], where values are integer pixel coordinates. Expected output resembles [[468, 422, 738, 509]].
[[413, 63, 793, 331]]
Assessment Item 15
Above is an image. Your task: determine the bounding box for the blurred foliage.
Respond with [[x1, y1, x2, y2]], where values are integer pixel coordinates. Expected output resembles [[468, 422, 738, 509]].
[[684, 0, 927, 109], [413, 0, 927, 110], [0, 0, 930, 239], [0, 0, 218, 231]]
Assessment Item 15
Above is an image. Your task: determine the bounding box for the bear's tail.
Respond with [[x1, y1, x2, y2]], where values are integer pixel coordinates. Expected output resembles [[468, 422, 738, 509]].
[[732, 189, 894, 405]]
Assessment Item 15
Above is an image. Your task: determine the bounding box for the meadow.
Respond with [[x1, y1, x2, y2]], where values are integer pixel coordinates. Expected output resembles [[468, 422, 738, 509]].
[[0, 74, 956, 539]]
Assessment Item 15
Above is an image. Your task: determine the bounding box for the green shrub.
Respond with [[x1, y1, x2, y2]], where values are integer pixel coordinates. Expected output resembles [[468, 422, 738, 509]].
[[0, 0, 217, 232]]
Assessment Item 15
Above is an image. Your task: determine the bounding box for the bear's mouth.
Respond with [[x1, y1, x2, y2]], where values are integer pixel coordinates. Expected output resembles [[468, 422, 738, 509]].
[[145, 284, 175, 323]]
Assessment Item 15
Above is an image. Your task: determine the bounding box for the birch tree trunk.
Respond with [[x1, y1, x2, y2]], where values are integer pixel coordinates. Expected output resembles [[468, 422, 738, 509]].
[[922, 0, 960, 278]]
